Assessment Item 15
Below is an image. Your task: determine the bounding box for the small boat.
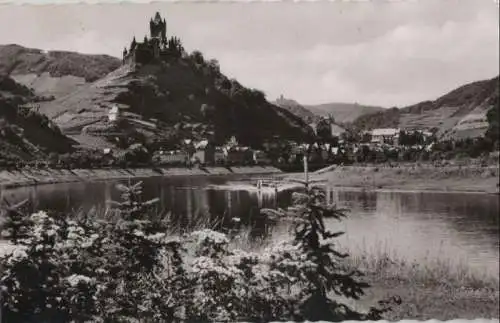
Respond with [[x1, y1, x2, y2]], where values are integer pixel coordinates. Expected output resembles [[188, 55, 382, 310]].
[[208, 179, 289, 194], [255, 179, 276, 189]]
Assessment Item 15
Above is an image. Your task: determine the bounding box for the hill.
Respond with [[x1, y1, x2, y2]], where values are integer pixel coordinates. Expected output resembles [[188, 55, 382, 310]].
[[304, 102, 385, 124], [0, 44, 121, 99], [23, 13, 311, 150], [273, 96, 320, 124], [0, 75, 74, 165], [38, 59, 310, 150], [352, 76, 499, 140]]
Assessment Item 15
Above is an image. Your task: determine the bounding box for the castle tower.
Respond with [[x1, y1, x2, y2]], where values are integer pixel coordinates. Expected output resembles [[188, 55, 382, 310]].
[[149, 12, 167, 59], [149, 12, 167, 42]]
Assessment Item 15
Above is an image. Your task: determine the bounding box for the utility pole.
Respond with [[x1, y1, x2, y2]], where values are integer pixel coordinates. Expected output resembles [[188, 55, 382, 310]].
[[303, 155, 309, 191]]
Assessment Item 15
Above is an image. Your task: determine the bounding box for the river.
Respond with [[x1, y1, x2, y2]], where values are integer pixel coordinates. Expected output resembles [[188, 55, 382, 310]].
[[1, 174, 498, 278]]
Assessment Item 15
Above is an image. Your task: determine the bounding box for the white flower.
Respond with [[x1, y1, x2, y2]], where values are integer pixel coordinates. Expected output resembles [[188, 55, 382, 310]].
[[190, 229, 229, 245], [146, 233, 165, 243], [68, 226, 85, 236], [226, 249, 257, 267], [66, 274, 93, 287], [133, 229, 145, 237], [45, 229, 57, 237], [81, 241, 93, 248], [9, 248, 28, 262], [30, 211, 49, 222], [191, 256, 242, 278], [96, 268, 108, 275], [67, 232, 79, 240]]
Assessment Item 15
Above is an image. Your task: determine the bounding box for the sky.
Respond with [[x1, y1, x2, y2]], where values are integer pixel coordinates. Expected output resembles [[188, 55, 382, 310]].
[[0, 0, 498, 107]]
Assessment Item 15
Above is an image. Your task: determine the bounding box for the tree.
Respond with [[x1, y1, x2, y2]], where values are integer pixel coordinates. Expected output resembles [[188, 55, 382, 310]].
[[207, 59, 220, 74], [260, 172, 395, 321], [316, 117, 332, 144], [167, 36, 184, 56], [328, 113, 336, 124], [47, 152, 59, 168], [190, 50, 205, 65], [485, 104, 499, 150], [125, 143, 151, 166]]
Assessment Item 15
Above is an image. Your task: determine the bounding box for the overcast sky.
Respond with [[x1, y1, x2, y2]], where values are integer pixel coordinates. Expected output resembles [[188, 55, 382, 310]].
[[0, 0, 498, 107]]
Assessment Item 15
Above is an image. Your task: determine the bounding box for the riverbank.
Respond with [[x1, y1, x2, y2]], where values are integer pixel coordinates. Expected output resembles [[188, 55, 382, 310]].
[[298, 163, 500, 194], [237, 229, 500, 320], [0, 165, 282, 189], [344, 247, 500, 320]]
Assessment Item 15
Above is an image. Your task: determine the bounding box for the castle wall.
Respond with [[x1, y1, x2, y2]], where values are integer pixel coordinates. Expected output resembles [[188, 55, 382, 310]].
[[136, 47, 156, 64], [122, 13, 170, 66]]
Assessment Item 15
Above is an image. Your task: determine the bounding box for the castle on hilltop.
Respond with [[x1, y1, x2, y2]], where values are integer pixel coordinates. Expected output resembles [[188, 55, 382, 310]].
[[123, 12, 184, 65]]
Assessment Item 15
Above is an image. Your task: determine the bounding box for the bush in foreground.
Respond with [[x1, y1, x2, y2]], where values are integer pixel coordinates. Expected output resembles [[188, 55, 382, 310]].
[[0, 180, 393, 322]]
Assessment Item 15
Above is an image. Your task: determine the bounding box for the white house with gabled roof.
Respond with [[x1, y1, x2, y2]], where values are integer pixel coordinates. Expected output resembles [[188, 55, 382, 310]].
[[108, 105, 121, 122], [370, 128, 400, 145]]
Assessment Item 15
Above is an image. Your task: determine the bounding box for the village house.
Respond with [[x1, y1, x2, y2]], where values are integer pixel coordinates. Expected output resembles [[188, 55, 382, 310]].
[[192, 140, 215, 165], [253, 150, 271, 165], [214, 147, 226, 165], [226, 147, 252, 165], [108, 105, 121, 123], [370, 128, 400, 145], [162, 150, 187, 165]]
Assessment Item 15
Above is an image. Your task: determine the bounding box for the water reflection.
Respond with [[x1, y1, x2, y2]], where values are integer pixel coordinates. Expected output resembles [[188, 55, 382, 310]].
[[1, 176, 498, 277], [326, 189, 499, 277]]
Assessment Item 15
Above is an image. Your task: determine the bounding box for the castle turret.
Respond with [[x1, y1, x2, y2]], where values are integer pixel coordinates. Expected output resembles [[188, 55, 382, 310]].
[[150, 11, 167, 42], [122, 47, 128, 63], [130, 37, 137, 51]]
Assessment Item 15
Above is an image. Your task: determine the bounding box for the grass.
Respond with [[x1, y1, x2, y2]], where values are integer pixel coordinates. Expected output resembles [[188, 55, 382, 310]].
[[2, 196, 498, 321], [226, 225, 500, 320], [340, 242, 500, 320], [191, 214, 500, 320], [308, 162, 500, 194]]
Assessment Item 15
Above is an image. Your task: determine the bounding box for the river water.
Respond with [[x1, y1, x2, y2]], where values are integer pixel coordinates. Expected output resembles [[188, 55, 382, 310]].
[[1, 174, 498, 278]]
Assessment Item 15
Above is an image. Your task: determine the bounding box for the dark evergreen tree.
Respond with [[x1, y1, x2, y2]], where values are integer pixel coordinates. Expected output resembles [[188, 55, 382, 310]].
[[0, 198, 30, 244], [261, 166, 396, 321]]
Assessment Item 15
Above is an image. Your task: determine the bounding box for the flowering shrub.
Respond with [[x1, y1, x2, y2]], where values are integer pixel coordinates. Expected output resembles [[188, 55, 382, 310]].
[[0, 210, 99, 322], [0, 182, 177, 322], [0, 180, 393, 322]]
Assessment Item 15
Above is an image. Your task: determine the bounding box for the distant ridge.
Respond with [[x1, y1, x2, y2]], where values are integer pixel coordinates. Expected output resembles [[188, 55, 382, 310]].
[[273, 95, 384, 126], [304, 102, 385, 124], [352, 75, 499, 140], [0, 44, 121, 98]]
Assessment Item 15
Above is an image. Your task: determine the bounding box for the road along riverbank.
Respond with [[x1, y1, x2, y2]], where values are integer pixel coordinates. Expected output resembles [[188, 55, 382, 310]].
[[0, 166, 282, 189], [287, 163, 499, 194]]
